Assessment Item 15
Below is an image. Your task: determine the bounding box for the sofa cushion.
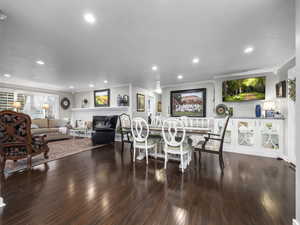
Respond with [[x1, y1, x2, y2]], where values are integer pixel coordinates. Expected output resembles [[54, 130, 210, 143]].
[[32, 119, 48, 128], [49, 119, 68, 128], [31, 128, 60, 135]]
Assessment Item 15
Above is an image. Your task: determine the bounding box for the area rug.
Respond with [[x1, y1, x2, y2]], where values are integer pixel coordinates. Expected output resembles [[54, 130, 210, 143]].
[[4, 138, 105, 174]]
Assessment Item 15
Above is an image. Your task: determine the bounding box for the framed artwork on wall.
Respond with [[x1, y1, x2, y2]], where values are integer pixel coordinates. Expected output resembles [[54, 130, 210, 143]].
[[94, 89, 110, 107], [136, 93, 145, 112], [276, 80, 287, 98], [157, 101, 162, 112], [170, 88, 206, 117]]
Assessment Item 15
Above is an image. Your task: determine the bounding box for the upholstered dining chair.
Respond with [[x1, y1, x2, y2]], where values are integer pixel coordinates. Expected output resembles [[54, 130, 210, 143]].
[[162, 118, 192, 173], [131, 117, 158, 164], [119, 113, 133, 153], [0, 110, 49, 172], [195, 115, 231, 171]]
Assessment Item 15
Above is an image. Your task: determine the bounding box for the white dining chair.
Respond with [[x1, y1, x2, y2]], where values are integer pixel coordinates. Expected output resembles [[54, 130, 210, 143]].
[[131, 117, 158, 164], [162, 118, 192, 173]]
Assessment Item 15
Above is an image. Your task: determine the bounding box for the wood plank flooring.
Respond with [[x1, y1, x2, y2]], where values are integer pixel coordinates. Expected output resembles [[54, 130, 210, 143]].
[[0, 142, 295, 225]]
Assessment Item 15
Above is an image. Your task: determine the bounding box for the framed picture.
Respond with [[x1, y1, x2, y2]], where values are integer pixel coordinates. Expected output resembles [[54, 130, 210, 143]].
[[157, 101, 162, 113], [94, 89, 110, 107], [136, 93, 145, 112], [276, 80, 287, 98], [170, 88, 206, 117]]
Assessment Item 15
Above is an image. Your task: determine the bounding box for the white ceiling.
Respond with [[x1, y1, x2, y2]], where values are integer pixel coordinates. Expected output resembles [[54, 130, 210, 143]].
[[0, 0, 295, 92]]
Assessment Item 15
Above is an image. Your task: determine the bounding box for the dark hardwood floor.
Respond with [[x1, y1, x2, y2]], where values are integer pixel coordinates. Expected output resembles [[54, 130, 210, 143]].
[[0, 142, 295, 225]]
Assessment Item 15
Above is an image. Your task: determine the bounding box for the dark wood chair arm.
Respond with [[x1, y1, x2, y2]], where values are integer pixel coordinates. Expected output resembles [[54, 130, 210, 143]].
[[204, 136, 222, 142], [207, 132, 220, 137]]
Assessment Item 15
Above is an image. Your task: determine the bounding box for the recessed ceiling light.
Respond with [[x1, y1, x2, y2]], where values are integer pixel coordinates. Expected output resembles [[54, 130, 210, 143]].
[[69, 85, 74, 89], [3, 73, 11, 78], [244, 46, 254, 54], [152, 65, 158, 71], [89, 84, 94, 88], [84, 13, 96, 24], [155, 88, 162, 94], [192, 57, 199, 64], [104, 80, 108, 84], [36, 60, 45, 65], [177, 74, 183, 79]]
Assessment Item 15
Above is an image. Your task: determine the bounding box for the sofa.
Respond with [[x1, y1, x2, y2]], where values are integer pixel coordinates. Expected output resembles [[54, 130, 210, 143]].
[[31, 118, 72, 142]]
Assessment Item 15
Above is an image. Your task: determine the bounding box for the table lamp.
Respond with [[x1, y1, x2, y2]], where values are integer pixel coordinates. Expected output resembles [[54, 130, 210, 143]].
[[42, 103, 50, 118], [13, 101, 22, 112]]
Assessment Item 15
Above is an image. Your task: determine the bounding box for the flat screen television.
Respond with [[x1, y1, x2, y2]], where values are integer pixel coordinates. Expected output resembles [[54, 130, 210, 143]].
[[222, 76, 266, 102]]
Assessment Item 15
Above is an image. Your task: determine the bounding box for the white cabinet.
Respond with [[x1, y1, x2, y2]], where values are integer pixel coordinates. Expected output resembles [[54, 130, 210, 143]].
[[214, 118, 285, 158]]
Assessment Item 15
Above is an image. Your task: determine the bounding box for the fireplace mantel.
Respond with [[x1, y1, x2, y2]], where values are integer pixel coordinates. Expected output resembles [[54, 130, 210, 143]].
[[71, 106, 129, 112]]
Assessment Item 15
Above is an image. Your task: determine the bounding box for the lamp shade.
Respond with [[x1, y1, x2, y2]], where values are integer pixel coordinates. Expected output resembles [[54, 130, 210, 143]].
[[42, 104, 50, 110], [13, 102, 21, 109]]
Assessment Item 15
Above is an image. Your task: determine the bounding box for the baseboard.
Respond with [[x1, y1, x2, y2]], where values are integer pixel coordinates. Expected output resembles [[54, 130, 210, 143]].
[[293, 219, 300, 225]]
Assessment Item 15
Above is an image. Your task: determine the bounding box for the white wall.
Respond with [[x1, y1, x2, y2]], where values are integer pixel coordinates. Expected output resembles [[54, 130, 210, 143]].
[[296, 0, 300, 221], [161, 73, 282, 118], [72, 85, 130, 122], [162, 81, 215, 117], [73, 85, 129, 108]]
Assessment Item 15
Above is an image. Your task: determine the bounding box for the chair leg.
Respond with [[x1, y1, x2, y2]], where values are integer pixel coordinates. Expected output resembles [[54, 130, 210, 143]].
[[0, 156, 6, 172], [164, 152, 168, 169], [27, 156, 32, 169], [133, 146, 136, 162], [155, 144, 157, 159], [121, 141, 124, 153], [181, 154, 184, 173], [145, 148, 149, 165], [44, 145, 49, 159], [198, 151, 202, 164], [219, 154, 224, 171]]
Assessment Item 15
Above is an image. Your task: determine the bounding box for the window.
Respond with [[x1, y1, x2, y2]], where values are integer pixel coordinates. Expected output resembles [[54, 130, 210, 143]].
[[17, 93, 27, 111], [0, 91, 14, 111]]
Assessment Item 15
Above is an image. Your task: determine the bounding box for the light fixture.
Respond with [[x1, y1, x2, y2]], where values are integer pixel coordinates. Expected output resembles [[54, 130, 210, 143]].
[[177, 74, 183, 79], [36, 60, 45, 65], [69, 85, 74, 89], [89, 84, 95, 88], [155, 88, 162, 94], [192, 57, 199, 64], [3, 74, 11, 78], [0, 10, 7, 21], [244, 46, 254, 54], [104, 80, 108, 84], [84, 13, 96, 24], [152, 65, 158, 71], [13, 102, 21, 112], [155, 81, 162, 94]]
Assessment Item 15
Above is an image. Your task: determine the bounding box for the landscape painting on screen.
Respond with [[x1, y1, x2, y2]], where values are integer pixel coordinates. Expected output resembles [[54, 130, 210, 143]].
[[222, 77, 265, 102], [171, 88, 206, 117]]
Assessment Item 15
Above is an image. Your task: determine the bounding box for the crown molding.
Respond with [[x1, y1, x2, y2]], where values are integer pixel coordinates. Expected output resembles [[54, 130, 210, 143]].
[[161, 80, 215, 88], [73, 83, 131, 93], [213, 67, 277, 80]]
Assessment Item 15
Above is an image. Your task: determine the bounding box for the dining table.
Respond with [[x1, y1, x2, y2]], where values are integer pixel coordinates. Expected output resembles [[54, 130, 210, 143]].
[[123, 125, 212, 169]]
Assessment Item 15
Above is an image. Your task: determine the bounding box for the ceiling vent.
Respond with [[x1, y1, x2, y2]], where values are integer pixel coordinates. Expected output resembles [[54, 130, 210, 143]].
[[0, 10, 7, 21]]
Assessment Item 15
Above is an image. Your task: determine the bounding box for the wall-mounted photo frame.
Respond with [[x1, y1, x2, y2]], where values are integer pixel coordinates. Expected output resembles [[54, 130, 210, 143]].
[[136, 93, 145, 112], [157, 101, 162, 113], [276, 80, 287, 98], [170, 88, 206, 117], [94, 89, 110, 107]]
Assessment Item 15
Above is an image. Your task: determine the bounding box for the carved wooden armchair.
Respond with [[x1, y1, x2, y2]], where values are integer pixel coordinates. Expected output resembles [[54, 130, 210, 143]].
[[0, 110, 49, 172]]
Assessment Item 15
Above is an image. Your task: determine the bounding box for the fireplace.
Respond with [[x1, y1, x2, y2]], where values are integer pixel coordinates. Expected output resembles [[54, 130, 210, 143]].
[[92, 115, 118, 145]]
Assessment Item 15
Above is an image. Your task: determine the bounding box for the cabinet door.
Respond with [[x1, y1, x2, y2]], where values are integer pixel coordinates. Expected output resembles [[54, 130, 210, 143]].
[[237, 120, 256, 147]]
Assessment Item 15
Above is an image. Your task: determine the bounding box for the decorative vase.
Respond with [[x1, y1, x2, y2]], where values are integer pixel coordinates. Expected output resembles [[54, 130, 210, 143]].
[[255, 105, 261, 118]]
